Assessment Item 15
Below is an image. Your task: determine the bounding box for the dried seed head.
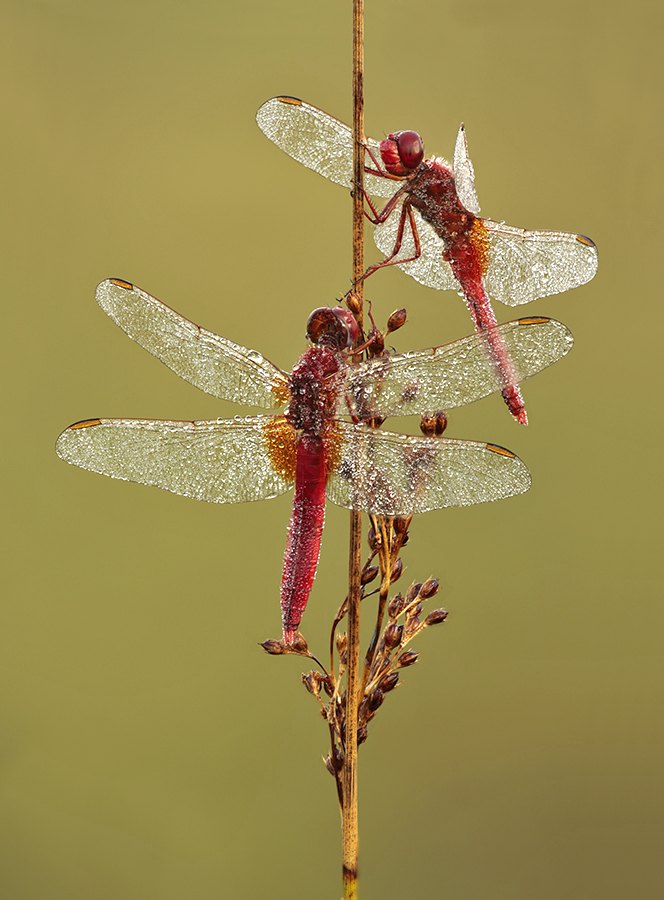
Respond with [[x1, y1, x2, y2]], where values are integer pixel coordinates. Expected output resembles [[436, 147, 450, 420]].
[[357, 726, 368, 746], [367, 525, 379, 551], [367, 689, 384, 711], [393, 516, 410, 535], [336, 631, 348, 659], [379, 671, 400, 693], [302, 671, 322, 695], [259, 639, 286, 655], [388, 592, 405, 620], [384, 622, 404, 650], [424, 608, 449, 626], [346, 291, 362, 314], [290, 632, 309, 654], [368, 330, 385, 357], [361, 565, 379, 585], [386, 308, 407, 334], [398, 650, 419, 668], [420, 578, 440, 599], [390, 557, 403, 583], [406, 583, 422, 603], [419, 413, 437, 437], [322, 675, 335, 697], [334, 747, 344, 771]]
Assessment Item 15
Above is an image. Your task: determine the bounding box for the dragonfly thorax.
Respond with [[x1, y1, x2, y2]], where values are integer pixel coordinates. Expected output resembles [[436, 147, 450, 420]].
[[287, 346, 341, 436]]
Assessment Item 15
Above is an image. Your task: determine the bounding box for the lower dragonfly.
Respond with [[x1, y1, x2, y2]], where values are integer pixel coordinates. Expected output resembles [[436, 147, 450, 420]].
[[56, 279, 573, 642], [256, 97, 597, 425]]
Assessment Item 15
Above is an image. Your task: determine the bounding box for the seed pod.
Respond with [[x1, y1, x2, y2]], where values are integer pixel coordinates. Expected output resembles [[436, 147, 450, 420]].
[[388, 592, 405, 619], [420, 413, 437, 437], [386, 308, 407, 334], [420, 578, 440, 599], [289, 632, 309, 654], [357, 726, 368, 746], [384, 622, 404, 650], [322, 675, 335, 697], [369, 330, 385, 356], [393, 516, 409, 535], [346, 291, 362, 314], [424, 608, 449, 626], [325, 755, 336, 776], [378, 672, 400, 693], [336, 631, 348, 657], [367, 525, 379, 551], [398, 650, 419, 668], [259, 639, 286, 655], [302, 671, 322, 695], [367, 689, 384, 711], [361, 565, 379, 585], [390, 557, 403, 583], [406, 583, 422, 603]]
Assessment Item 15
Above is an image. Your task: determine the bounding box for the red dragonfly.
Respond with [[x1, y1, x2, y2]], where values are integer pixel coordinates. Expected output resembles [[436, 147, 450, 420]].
[[56, 280, 572, 641], [256, 97, 598, 425]]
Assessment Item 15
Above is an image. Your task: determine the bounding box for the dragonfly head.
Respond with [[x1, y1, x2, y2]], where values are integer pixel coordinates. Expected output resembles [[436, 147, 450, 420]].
[[306, 306, 358, 350], [380, 131, 424, 175]]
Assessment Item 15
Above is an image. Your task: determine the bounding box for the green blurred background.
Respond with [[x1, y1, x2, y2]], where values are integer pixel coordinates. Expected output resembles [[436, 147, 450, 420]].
[[1, 0, 662, 897]]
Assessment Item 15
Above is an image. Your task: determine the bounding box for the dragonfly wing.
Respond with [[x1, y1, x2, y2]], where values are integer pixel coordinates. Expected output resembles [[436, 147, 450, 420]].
[[256, 96, 396, 199], [453, 123, 481, 215], [96, 280, 289, 408], [56, 415, 296, 503], [373, 202, 459, 290], [326, 422, 530, 515], [344, 317, 573, 419], [481, 220, 598, 306]]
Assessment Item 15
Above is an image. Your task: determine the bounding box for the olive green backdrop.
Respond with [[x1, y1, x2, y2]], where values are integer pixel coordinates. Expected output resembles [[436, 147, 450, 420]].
[[1, 1, 662, 897]]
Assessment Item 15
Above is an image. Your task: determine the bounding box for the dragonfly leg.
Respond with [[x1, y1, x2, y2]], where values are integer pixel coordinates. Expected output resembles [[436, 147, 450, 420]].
[[358, 201, 422, 284]]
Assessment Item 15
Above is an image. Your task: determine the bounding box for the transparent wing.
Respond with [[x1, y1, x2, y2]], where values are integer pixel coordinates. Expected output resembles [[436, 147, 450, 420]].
[[343, 317, 573, 420], [453, 123, 481, 214], [256, 96, 396, 199], [373, 201, 459, 290], [96, 279, 289, 408], [55, 415, 296, 503], [481, 221, 599, 305], [326, 421, 530, 515]]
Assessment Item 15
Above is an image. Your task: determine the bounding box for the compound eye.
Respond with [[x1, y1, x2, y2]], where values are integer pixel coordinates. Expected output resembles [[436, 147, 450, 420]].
[[395, 131, 424, 169]]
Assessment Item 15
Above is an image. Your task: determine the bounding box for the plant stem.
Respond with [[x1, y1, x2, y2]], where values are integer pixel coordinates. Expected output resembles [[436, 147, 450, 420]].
[[342, 1, 364, 898]]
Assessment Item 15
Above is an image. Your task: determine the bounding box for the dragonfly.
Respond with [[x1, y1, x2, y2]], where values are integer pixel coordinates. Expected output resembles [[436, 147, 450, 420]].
[[256, 96, 598, 425], [56, 279, 572, 642]]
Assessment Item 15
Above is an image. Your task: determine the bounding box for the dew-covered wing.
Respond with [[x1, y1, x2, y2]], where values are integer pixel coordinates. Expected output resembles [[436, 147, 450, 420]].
[[96, 279, 289, 408], [453, 123, 481, 215], [325, 421, 530, 515], [256, 96, 396, 199], [343, 317, 573, 420], [55, 415, 296, 503], [373, 202, 459, 290], [481, 221, 598, 306]]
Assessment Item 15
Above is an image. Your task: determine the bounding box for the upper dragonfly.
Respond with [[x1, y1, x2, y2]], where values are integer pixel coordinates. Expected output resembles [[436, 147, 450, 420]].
[[256, 97, 598, 425], [56, 280, 572, 642]]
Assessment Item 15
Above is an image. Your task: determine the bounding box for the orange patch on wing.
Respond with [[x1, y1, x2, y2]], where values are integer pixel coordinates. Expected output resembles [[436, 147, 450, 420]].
[[486, 443, 516, 458], [276, 96, 303, 106], [517, 316, 551, 325], [469, 218, 491, 276], [271, 375, 291, 406], [70, 418, 102, 429], [576, 234, 595, 247], [263, 418, 297, 482], [109, 278, 133, 290]]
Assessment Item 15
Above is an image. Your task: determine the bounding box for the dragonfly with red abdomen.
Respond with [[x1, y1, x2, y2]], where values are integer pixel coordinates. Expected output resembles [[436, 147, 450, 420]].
[[256, 97, 598, 425], [56, 280, 572, 641]]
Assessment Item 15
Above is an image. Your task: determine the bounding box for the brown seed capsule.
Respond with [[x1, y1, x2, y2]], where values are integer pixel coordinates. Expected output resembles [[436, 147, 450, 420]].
[[420, 577, 440, 599], [393, 516, 409, 535], [302, 671, 322, 695], [325, 755, 336, 776], [424, 608, 449, 626], [398, 650, 419, 667], [378, 672, 400, 693], [420, 413, 436, 437], [322, 675, 335, 697], [346, 291, 362, 314], [369, 330, 385, 356], [368, 689, 384, 711], [386, 308, 407, 334], [367, 525, 379, 551], [336, 631, 348, 656], [406, 583, 422, 603], [357, 726, 368, 746], [334, 747, 344, 771], [259, 639, 286, 655], [290, 632, 309, 654], [388, 592, 405, 619], [361, 565, 379, 585], [384, 622, 404, 650], [390, 557, 403, 583]]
